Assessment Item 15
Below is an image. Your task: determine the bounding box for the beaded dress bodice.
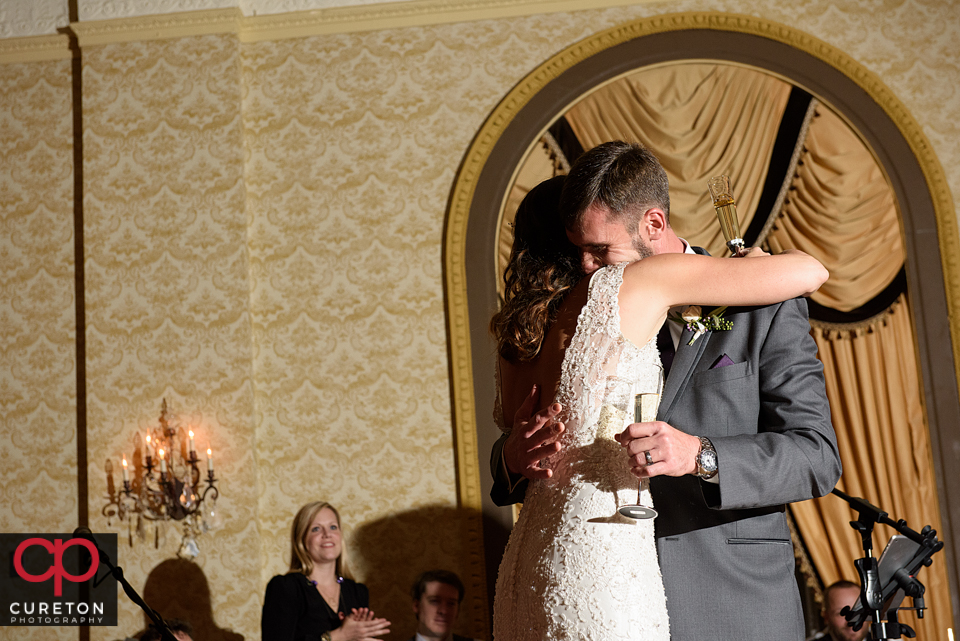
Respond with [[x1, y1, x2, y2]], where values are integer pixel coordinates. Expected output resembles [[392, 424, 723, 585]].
[[493, 263, 669, 641]]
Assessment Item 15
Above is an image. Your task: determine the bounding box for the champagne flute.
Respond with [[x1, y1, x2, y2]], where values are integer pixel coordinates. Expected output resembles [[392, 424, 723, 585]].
[[587, 376, 638, 524], [618, 367, 663, 520], [597, 377, 632, 443], [707, 175, 746, 256]]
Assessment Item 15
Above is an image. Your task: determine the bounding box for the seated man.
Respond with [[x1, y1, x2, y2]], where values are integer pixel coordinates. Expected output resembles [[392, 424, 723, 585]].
[[139, 618, 194, 641], [406, 570, 479, 641], [807, 580, 868, 641]]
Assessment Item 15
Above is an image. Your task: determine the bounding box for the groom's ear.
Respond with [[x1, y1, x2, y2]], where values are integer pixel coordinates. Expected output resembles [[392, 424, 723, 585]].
[[641, 207, 668, 240]]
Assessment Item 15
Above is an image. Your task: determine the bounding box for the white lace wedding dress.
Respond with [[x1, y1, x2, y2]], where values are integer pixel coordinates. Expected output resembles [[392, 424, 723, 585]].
[[493, 263, 670, 641]]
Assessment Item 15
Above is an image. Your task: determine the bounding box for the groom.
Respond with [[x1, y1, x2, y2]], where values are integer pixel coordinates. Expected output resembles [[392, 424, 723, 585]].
[[490, 141, 842, 640]]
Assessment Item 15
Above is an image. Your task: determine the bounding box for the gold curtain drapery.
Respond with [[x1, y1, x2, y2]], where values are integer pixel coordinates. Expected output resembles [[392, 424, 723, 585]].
[[791, 299, 953, 638], [565, 62, 790, 255], [766, 106, 903, 311]]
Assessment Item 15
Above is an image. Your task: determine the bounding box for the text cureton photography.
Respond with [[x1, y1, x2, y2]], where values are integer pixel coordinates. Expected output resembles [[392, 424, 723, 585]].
[[1, 533, 118, 627]]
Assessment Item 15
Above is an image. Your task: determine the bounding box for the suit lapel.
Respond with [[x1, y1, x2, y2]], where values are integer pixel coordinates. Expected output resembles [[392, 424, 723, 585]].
[[658, 324, 711, 422]]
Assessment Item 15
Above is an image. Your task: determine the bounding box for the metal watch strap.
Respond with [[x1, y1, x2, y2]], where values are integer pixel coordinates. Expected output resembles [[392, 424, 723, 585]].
[[695, 436, 718, 479]]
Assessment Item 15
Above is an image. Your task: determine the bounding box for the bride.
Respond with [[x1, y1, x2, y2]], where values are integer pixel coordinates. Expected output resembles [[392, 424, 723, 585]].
[[490, 170, 828, 641]]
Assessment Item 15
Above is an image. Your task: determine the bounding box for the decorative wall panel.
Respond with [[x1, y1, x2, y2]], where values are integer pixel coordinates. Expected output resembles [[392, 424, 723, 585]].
[[0, 56, 77, 641], [81, 33, 259, 640], [237, 18, 587, 636]]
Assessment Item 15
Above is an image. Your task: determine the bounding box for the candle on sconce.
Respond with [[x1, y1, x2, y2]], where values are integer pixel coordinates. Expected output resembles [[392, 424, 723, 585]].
[[103, 399, 223, 556]]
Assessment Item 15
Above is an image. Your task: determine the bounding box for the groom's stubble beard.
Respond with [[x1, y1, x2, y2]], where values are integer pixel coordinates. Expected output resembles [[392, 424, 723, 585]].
[[632, 234, 654, 260]]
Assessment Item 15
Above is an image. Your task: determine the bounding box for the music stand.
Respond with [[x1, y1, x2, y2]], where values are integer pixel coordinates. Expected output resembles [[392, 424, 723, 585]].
[[831, 489, 944, 639]]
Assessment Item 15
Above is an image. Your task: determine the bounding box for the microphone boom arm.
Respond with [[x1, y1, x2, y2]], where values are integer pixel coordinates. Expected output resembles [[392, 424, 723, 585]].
[[73, 527, 179, 641]]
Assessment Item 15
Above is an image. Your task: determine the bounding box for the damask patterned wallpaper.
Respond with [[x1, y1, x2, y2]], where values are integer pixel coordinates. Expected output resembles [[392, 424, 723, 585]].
[[80, 33, 263, 640], [0, 1, 958, 640], [0, 57, 78, 641]]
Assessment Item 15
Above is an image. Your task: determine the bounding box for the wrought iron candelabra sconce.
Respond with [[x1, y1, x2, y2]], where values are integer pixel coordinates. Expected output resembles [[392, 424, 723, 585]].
[[104, 399, 222, 559]]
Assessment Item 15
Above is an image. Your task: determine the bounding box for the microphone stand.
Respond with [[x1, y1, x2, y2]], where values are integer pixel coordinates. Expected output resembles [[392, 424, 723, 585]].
[[831, 489, 943, 640], [73, 528, 178, 641]]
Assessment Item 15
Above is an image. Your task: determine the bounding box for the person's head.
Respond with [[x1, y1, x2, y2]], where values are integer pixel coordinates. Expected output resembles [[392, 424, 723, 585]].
[[410, 570, 465, 640], [139, 618, 193, 641], [490, 175, 583, 362], [821, 580, 867, 641], [289, 501, 353, 579], [561, 141, 676, 273]]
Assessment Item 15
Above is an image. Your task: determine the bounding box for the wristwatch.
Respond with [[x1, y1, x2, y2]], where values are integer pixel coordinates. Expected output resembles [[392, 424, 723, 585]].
[[695, 436, 718, 479]]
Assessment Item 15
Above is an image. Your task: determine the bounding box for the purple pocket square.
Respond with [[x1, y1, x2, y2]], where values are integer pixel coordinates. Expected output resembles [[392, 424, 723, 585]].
[[711, 354, 736, 369]]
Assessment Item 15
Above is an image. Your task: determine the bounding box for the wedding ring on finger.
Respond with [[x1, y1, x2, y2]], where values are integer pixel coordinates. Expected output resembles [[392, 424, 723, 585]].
[[644, 451, 653, 465]]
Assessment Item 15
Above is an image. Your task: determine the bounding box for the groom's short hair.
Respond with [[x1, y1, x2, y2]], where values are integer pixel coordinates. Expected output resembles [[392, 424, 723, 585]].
[[560, 141, 670, 235]]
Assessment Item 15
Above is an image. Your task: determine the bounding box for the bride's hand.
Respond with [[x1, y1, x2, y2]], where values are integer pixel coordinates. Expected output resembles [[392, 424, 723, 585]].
[[504, 384, 565, 480]]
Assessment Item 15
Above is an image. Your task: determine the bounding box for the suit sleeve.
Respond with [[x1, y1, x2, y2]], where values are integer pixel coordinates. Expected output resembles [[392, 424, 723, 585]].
[[262, 575, 302, 641], [490, 431, 528, 506], [710, 297, 842, 509]]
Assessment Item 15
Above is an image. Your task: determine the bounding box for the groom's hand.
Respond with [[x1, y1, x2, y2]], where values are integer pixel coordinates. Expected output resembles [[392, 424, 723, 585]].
[[617, 420, 700, 478], [504, 384, 565, 480]]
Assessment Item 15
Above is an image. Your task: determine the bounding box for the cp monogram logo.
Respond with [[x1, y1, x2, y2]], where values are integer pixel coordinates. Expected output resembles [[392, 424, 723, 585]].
[[13, 538, 100, 597]]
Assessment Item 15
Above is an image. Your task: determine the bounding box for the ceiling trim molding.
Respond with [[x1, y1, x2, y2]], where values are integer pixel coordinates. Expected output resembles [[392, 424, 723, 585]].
[[236, 0, 652, 42], [70, 8, 243, 47], [54, 0, 661, 47], [0, 33, 73, 64]]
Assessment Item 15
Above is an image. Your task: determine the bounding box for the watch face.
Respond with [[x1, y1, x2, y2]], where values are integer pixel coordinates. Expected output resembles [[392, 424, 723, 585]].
[[699, 450, 718, 472]]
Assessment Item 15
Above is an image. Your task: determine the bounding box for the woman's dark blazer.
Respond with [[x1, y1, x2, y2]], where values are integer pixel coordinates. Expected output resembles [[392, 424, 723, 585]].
[[262, 573, 369, 641]]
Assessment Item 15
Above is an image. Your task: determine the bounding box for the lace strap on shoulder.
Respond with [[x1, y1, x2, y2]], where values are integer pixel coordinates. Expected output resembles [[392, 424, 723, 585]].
[[588, 262, 627, 336], [554, 263, 629, 419]]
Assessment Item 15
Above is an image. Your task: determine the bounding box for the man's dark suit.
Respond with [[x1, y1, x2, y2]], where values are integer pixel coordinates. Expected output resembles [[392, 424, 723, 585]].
[[491, 283, 841, 640]]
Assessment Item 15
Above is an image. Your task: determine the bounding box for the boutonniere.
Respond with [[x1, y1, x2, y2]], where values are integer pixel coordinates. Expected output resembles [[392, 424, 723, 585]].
[[668, 305, 733, 345]]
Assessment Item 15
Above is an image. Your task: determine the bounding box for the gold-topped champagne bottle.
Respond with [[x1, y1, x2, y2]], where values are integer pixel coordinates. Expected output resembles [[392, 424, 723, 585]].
[[707, 175, 745, 256]]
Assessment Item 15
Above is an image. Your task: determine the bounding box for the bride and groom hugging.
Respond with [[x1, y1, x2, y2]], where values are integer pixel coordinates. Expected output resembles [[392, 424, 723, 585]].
[[489, 141, 842, 640]]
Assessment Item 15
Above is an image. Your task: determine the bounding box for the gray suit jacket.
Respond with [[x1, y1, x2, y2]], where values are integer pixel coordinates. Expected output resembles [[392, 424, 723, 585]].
[[490, 293, 840, 640]]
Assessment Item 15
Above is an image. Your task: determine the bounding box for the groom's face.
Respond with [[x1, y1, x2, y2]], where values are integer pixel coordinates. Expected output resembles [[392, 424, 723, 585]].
[[566, 203, 653, 274]]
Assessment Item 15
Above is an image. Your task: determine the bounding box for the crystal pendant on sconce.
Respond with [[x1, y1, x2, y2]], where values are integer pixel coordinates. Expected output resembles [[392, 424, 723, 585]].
[[179, 475, 198, 509], [201, 498, 224, 533], [178, 535, 200, 560]]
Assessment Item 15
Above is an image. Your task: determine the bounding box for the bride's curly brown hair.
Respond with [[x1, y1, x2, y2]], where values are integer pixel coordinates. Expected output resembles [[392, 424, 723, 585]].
[[491, 175, 584, 362]]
